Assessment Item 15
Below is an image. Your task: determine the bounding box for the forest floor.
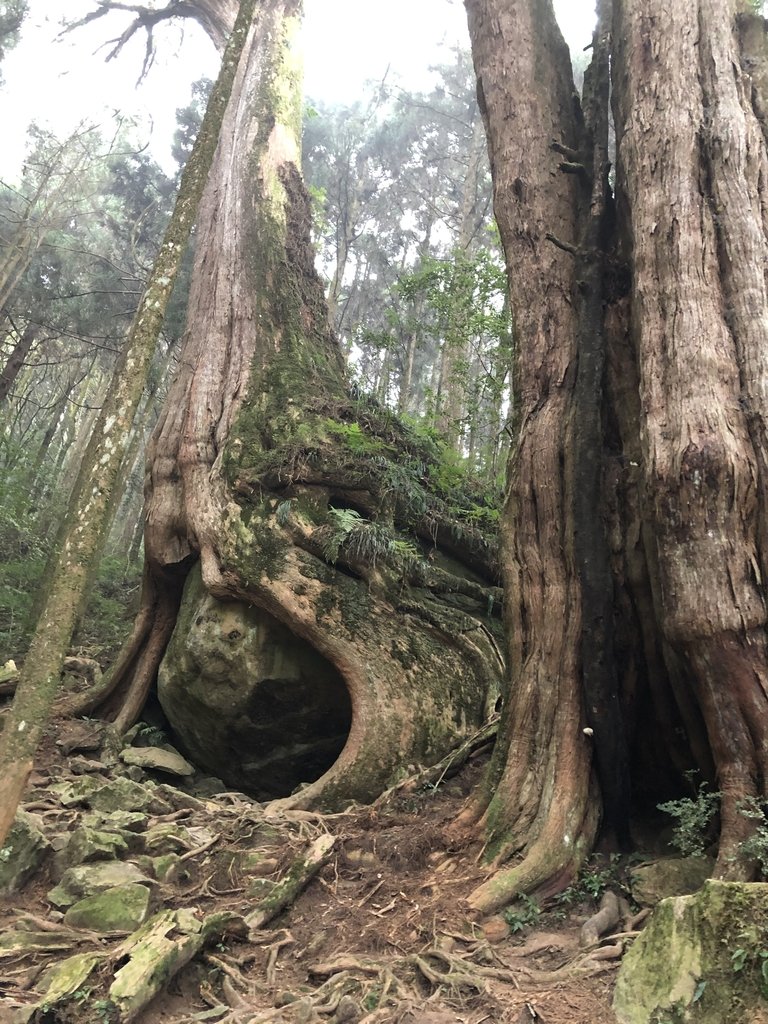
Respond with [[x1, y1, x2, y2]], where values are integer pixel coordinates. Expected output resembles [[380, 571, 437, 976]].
[[0, 725, 625, 1024]]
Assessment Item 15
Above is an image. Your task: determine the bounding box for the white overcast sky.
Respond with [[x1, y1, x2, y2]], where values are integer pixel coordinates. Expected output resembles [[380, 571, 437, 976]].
[[0, 0, 596, 179]]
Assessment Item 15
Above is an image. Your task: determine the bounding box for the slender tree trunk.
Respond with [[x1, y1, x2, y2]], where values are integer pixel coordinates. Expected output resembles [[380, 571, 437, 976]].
[[0, 321, 37, 403], [0, 0, 260, 847]]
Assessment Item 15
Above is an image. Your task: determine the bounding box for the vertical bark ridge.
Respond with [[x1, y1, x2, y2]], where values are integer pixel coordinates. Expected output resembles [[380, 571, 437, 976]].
[[613, 0, 768, 875], [461, 0, 597, 913]]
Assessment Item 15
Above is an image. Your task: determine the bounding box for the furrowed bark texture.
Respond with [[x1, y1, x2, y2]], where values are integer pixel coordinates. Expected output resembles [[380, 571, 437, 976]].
[[97, 0, 503, 810], [462, 0, 597, 913], [0, 0, 258, 849], [612, 0, 768, 875]]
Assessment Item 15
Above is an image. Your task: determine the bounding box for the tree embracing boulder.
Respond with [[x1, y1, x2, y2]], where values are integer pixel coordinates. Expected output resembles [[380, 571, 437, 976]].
[[53, 0, 505, 812]]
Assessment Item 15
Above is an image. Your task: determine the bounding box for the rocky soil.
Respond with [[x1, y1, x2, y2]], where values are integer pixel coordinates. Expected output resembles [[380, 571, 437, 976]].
[[0, 714, 710, 1024]]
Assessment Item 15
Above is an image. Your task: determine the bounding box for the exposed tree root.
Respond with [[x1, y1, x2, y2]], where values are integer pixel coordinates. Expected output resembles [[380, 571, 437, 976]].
[[579, 890, 620, 948], [374, 717, 499, 810]]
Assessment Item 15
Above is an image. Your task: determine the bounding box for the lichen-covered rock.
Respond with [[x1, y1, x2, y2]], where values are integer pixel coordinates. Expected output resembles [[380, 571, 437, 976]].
[[88, 777, 171, 814], [630, 856, 713, 906], [47, 861, 153, 908], [120, 745, 195, 776], [63, 883, 152, 932], [158, 583, 354, 799], [82, 809, 149, 833], [0, 811, 49, 893], [142, 822, 194, 855], [62, 826, 130, 868], [614, 880, 768, 1023], [48, 776, 104, 807]]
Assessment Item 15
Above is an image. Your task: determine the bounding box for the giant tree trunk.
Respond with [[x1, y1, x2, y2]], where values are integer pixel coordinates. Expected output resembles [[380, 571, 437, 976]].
[[87, 0, 503, 809], [612, 0, 768, 875], [458, 0, 599, 914], [461, 0, 768, 911]]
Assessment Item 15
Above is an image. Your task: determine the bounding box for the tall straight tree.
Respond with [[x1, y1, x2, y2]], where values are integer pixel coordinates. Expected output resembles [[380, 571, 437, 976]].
[[459, 0, 768, 912], [0, 0, 259, 846]]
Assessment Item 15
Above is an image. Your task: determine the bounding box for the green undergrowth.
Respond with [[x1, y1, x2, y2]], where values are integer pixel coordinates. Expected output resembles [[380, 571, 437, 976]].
[[227, 387, 502, 575], [0, 552, 141, 664]]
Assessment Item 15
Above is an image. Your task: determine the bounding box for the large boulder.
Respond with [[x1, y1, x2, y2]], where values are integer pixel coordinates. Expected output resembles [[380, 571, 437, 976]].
[[630, 856, 714, 906], [614, 880, 768, 1023], [158, 577, 353, 800]]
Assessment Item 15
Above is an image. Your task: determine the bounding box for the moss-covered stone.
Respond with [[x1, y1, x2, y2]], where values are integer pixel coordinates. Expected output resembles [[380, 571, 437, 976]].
[[631, 856, 714, 906], [63, 883, 152, 933], [48, 861, 153, 908], [614, 880, 768, 1023], [62, 826, 130, 869], [0, 811, 49, 893], [49, 776, 104, 807], [120, 745, 195, 776], [88, 777, 170, 814]]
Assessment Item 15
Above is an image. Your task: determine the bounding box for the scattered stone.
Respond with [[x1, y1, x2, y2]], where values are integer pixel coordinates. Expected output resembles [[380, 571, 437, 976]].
[[481, 915, 511, 944], [0, 811, 50, 894], [123, 765, 147, 783], [48, 776, 104, 807], [246, 878, 277, 900], [56, 719, 104, 755], [63, 883, 152, 933], [0, 930, 82, 957], [88, 777, 171, 815], [83, 809, 149, 833], [47, 861, 153, 908], [191, 775, 228, 797], [121, 745, 195, 777], [240, 852, 280, 876], [630, 856, 713, 906], [68, 757, 107, 775], [142, 822, 193, 855], [62, 826, 130, 868], [346, 848, 376, 868], [334, 995, 362, 1022], [615, 880, 768, 1023], [151, 853, 182, 883]]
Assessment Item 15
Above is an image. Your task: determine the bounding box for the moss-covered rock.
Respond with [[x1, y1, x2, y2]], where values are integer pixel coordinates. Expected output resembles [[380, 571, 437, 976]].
[[88, 777, 171, 814], [630, 856, 714, 906], [47, 861, 153, 908], [0, 811, 49, 893], [120, 745, 195, 777], [62, 826, 130, 868], [63, 883, 152, 932], [614, 880, 768, 1023], [158, 567, 352, 798]]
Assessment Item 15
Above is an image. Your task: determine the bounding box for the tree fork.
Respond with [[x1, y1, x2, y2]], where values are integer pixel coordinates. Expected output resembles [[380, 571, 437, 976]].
[[0, 0, 259, 848]]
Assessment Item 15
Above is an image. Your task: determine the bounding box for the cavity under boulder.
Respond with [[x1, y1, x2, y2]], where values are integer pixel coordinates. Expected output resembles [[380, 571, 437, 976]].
[[158, 569, 351, 799]]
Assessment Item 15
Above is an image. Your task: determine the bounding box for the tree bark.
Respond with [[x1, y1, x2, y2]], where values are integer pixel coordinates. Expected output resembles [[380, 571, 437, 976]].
[[612, 0, 768, 875], [461, 0, 768, 907], [0, 320, 37, 403], [459, 0, 598, 914]]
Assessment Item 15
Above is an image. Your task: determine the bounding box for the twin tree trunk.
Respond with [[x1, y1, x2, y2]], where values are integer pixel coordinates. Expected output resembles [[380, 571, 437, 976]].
[[460, 0, 768, 912]]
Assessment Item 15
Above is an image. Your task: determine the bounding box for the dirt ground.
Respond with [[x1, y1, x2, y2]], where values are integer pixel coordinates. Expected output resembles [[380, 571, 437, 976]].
[[0, 732, 622, 1024]]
